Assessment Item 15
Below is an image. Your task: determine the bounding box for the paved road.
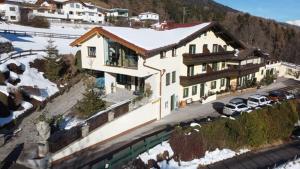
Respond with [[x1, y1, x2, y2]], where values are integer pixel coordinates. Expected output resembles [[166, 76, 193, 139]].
[[204, 141, 300, 169], [51, 78, 300, 169]]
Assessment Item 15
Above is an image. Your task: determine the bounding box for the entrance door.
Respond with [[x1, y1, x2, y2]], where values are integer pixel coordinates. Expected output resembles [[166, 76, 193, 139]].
[[200, 83, 205, 97], [171, 94, 175, 111]]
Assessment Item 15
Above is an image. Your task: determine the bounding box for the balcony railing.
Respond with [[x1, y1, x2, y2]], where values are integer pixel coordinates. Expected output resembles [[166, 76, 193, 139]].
[[183, 51, 236, 65], [180, 63, 265, 86], [105, 54, 138, 69]]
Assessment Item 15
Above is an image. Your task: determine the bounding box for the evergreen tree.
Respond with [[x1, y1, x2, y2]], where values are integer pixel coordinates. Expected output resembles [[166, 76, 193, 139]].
[[44, 39, 61, 82]]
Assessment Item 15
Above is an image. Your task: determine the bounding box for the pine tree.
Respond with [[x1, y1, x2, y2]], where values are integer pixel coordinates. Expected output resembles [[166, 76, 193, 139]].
[[44, 38, 61, 82]]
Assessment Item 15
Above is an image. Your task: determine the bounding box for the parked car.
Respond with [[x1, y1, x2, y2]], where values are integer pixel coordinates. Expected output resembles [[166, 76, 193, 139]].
[[269, 90, 295, 102], [247, 94, 271, 108], [290, 127, 300, 140], [223, 103, 249, 116]]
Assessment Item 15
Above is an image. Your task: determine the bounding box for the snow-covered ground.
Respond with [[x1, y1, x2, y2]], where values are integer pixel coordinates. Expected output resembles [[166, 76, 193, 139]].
[[275, 158, 300, 169], [0, 101, 33, 127], [0, 23, 89, 54], [138, 141, 249, 169]]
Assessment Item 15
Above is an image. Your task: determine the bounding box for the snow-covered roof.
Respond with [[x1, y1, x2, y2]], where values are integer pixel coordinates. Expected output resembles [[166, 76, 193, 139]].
[[100, 22, 210, 51]]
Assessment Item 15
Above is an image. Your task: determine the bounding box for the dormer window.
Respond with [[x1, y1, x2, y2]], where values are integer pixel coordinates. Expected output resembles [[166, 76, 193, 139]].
[[160, 51, 166, 59], [172, 48, 176, 57]]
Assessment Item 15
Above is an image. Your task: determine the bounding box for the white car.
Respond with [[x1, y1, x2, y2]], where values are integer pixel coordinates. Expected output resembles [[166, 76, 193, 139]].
[[247, 95, 271, 108], [223, 103, 249, 116]]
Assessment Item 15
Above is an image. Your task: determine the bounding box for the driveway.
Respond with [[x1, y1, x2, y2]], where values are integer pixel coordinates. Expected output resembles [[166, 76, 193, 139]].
[[51, 77, 300, 169]]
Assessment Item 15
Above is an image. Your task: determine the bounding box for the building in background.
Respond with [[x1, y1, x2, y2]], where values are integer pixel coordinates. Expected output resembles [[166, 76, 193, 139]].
[[0, 0, 21, 22]]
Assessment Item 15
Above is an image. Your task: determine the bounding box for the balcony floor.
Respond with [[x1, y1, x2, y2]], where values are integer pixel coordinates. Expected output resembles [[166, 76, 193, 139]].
[[103, 87, 136, 104]]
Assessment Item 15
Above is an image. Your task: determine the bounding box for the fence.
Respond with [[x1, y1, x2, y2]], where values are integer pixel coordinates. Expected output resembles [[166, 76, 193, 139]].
[[48, 101, 130, 153], [0, 49, 58, 64], [0, 29, 81, 39], [88, 128, 173, 169]]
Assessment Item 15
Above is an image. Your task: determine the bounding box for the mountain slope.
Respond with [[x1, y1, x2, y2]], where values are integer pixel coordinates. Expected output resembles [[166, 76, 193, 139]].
[[95, 0, 300, 64]]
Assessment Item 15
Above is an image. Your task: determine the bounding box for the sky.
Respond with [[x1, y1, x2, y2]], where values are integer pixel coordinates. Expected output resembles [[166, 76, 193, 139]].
[[214, 0, 300, 22]]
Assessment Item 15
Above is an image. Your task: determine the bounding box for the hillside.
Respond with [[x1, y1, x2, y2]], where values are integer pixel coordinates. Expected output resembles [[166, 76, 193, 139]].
[[95, 0, 300, 64]]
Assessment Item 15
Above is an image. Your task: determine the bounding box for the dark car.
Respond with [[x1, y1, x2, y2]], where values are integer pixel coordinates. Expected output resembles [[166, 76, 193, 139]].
[[268, 90, 286, 102], [291, 127, 300, 140]]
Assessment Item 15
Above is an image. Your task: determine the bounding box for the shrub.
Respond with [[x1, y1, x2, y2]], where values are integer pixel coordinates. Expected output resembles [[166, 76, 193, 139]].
[[75, 81, 106, 119], [20, 16, 50, 28]]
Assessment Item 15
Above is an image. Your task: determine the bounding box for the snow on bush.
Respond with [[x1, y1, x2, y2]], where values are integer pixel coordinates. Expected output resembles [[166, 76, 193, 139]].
[[0, 101, 33, 126], [275, 158, 300, 169]]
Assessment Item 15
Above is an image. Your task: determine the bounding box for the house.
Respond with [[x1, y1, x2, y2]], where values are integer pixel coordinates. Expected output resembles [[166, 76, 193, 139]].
[[106, 8, 128, 18], [70, 22, 268, 119], [0, 0, 21, 22], [32, 0, 105, 23], [138, 12, 159, 22]]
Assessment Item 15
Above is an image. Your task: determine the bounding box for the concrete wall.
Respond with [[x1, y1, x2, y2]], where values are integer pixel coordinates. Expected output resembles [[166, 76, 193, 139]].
[[51, 99, 160, 162]]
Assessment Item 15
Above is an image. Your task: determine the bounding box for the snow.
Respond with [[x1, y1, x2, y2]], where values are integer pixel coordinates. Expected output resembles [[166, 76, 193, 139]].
[[190, 122, 201, 127], [101, 22, 211, 50], [0, 23, 88, 54], [138, 141, 249, 169], [275, 158, 300, 169], [0, 101, 33, 127], [0, 54, 59, 101], [287, 20, 300, 27], [59, 116, 84, 130], [0, 35, 10, 43]]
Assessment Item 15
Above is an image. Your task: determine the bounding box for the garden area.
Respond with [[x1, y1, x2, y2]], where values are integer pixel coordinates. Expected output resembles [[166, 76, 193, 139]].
[[131, 99, 300, 168]]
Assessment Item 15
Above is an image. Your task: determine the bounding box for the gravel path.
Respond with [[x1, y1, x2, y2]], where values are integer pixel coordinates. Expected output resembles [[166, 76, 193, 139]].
[[0, 80, 86, 161]]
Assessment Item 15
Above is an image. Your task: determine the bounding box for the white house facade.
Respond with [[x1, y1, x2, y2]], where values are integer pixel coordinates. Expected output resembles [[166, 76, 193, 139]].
[[71, 22, 268, 119], [0, 1, 21, 22], [106, 8, 128, 18], [138, 12, 159, 21], [32, 0, 105, 23]]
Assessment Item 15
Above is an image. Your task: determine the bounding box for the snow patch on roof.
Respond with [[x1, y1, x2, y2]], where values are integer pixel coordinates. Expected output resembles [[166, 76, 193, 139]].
[[101, 22, 211, 51]]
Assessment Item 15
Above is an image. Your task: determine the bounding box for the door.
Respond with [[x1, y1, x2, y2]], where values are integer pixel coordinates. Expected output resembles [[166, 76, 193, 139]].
[[200, 83, 205, 97], [171, 94, 175, 111]]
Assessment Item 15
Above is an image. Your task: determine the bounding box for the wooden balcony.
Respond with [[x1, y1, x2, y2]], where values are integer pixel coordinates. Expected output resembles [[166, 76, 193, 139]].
[[183, 51, 236, 65], [180, 63, 265, 86]]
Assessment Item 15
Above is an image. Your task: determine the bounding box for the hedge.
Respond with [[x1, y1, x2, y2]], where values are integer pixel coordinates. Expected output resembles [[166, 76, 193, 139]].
[[169, 99, 300, 161]]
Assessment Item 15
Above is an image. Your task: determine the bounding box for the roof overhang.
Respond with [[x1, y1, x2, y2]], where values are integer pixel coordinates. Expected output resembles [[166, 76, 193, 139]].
[[70, 22, 247, 58]]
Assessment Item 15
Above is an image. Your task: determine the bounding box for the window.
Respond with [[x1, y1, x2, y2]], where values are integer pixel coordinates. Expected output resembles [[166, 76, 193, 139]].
[[261, 70, 264, 75], [165, 101, 168, 109], [87, 47, 96, 57], [189, 44, 196, 54], [187, 65, 194, 76], [202, 63, 207, 72], [10, 16, 16, 20], [70, 3, 74, 8], [192, 85, 197, 95], [172, 48, 176, 57], [213, 44, 218, 53], [211, 81, 216, 89], [237, 104, 247, 109], [223, 45, 227, 51], [221, 78, 225, 87], [160, 51, 166, 59], [221, 62, 225, 69], [9, 7, 16, 11], [172, 71, 176, 83], [166, 73, 170, 86], [202, 44, 208, 53], [183, 88, 189, 98], [203, 32, 207, 36], [69, 11, 74, 15], [76, 4, 80, 8], [89, 12, 94, 16], [212, 62, 218, 71]]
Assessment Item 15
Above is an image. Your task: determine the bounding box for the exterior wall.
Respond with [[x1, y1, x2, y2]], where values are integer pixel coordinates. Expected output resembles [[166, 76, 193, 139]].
[[0, 3, 20, 22], [51, 100, 160, 162], [139, 12, 159, 21]]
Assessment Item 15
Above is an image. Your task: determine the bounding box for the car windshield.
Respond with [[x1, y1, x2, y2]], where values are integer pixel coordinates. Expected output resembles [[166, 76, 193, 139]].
[[238, 104, 247, 108], [260, 98, 265, 102], [225, 104, 235, 109], [249, 98, 259, 102]]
